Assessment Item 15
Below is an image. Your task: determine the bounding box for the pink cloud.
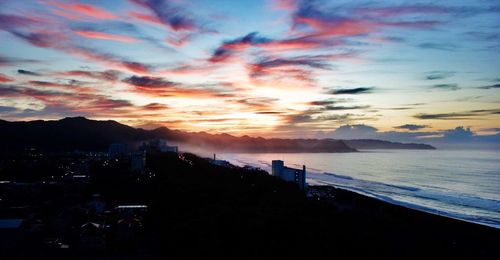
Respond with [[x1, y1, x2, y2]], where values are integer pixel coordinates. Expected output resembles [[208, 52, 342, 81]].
[[46, 1, 118, 20], [272, 0, 297, 10], [128, 11, 164, 26], [73, 30, 139, 43], [294, 17, 376, 38], [49, 8, 85, 21], [0, 73, 14, 82]]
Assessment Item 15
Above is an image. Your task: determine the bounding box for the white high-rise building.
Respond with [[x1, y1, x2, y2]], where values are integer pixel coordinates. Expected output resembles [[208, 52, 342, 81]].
[[271, 160, 306, 190]]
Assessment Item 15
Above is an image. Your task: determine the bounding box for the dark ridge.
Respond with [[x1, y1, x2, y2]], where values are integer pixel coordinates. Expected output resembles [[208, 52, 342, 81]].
[[344, 139, 436, 150], [0, 117, 435, 152], [0, 117, 355, 152]]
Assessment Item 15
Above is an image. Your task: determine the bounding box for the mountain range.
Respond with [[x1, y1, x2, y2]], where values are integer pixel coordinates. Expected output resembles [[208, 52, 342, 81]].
[[0, 117, 435, 152]]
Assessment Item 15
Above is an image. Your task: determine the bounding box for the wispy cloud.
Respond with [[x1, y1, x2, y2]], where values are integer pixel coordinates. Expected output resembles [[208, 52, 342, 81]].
[[28, 80, 94, 93], [0, 56, 40, 66], [285, 113, 353, 124], [124, 75, 177, 89], [418, 42, 457, 51], [425, 71, 455, 80], [394, 124, 427, 131], [327, 87, 374, 95], [142, 103, 169, 111], [208, 31, 346, 63], [0, 73, 14, 82], [430, 83, 460, 91], [57, 70, 121, 82], [322, 105, 370, 111], [414, 112, 475, 120], [73, 30, 139, 43], [46, 1, 118, 20], [0, 83, 169, 119], [123, 75, 235, 98], [65, 47, 151, 74], [477, 84, 500, 90], [308, 100, 336, 106], [17, 69, 41, 76], [414, 109, 500, 119], [248, 54, 338, 85], [0, 13, 152, 74], [289, 1, 443, 40], [129, 0, 206, 32]]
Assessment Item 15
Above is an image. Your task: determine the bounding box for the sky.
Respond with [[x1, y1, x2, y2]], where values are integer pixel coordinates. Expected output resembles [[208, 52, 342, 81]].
[[0, 0, 499, 144]]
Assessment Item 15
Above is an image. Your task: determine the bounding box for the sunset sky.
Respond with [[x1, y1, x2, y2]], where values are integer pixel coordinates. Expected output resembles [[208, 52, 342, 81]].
[[0, 0, 499, 141]]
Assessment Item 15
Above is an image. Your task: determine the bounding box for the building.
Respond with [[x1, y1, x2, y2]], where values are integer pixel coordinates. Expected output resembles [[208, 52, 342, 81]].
[[141, 140, 178, 153], [210, 154, 230, 167], [114, 205, 148, 216], [131, 151, 146, 172], [0, 219, 24, 250], [79, 222, 106, 250], [271, 160, 307, 190]]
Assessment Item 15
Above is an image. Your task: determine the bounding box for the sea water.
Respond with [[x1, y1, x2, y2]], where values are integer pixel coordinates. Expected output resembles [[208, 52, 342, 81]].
[[218, 150, 500, 228]]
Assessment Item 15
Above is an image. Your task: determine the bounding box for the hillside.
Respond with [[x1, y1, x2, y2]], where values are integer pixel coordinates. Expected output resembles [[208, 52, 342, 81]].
[[344, 139, 436, 150], [0, 117, 354, 152], [0, 117, 435, 152]]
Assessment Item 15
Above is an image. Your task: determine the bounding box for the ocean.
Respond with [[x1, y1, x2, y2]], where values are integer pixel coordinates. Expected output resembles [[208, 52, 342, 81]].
[[216, 150, 500, 229]]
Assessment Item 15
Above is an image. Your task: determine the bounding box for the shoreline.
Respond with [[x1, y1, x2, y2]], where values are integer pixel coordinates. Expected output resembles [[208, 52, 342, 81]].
[[305, 184, 500, 258], [310, 181, 500, 230], [219, 152, 500, 230], [308, 184, 500, 232], [202, 155, 500, 257], [212, 155, 500, 231]]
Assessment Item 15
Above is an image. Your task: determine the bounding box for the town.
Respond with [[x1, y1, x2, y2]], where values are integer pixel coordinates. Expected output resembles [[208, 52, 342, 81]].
[[1, 140, 318, 259]]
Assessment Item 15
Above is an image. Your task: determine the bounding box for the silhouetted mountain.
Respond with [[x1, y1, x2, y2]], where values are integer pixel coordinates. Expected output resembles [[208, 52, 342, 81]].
[[0, 117, 435, 152], [0, 117, 156, 151], [0, 117, 353, 152], [344, 139, 436, 150]]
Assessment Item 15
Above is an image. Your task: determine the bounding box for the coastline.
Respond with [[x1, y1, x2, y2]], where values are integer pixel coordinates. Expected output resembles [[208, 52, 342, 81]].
[[311, 182, 500, 230], [309, 184, 500, 231], [305, 185, 500, 258], [206, 156, 500, 257], [220, 150, 500, 229], [215, 156, 500, 233]]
